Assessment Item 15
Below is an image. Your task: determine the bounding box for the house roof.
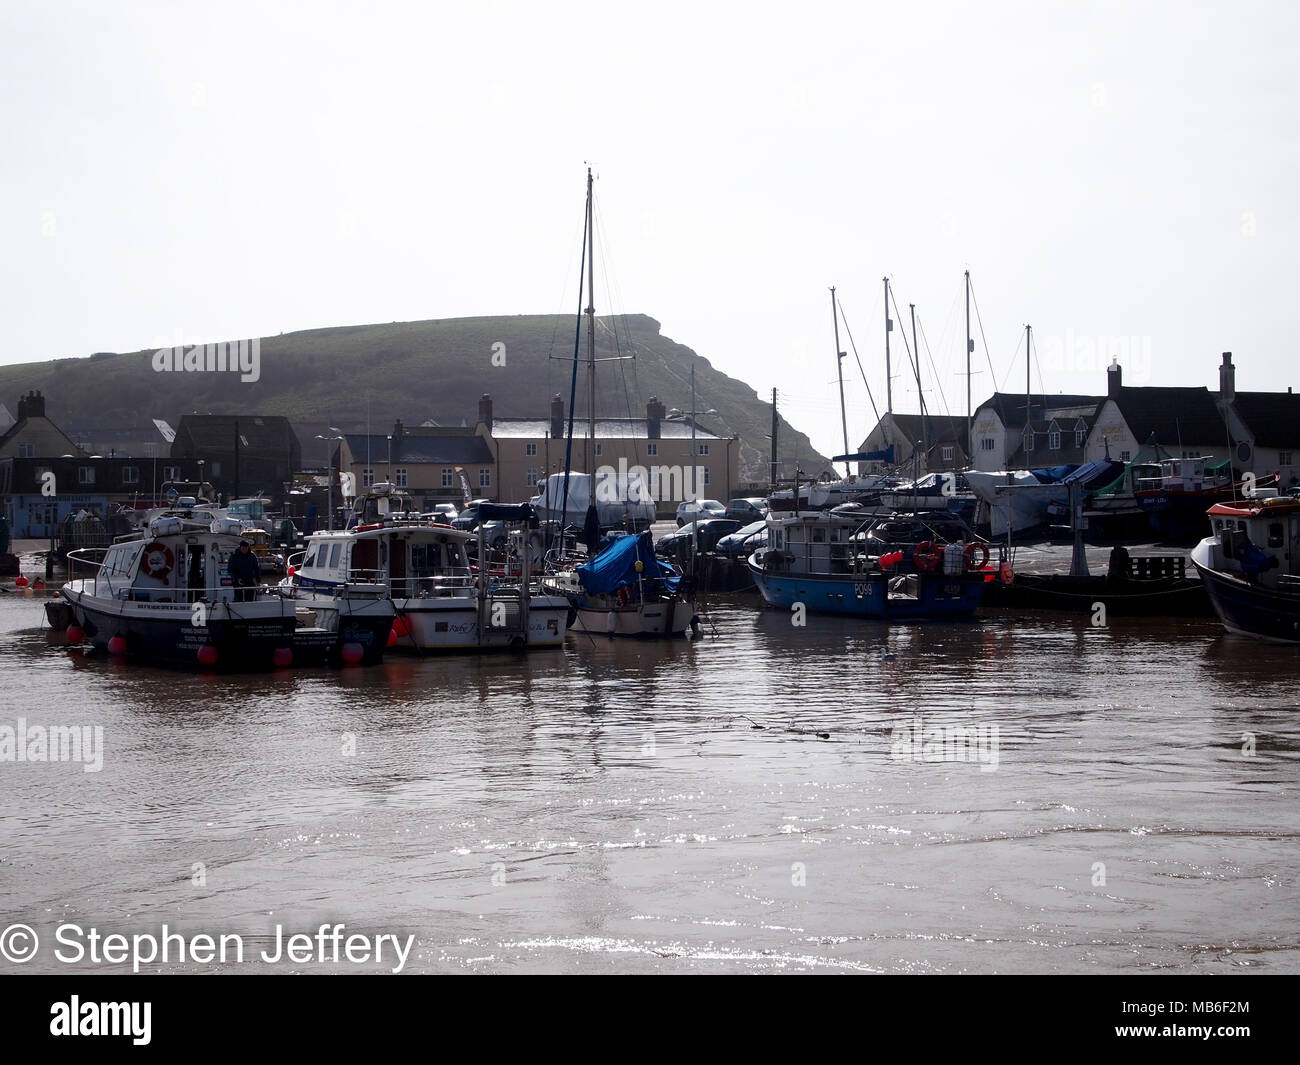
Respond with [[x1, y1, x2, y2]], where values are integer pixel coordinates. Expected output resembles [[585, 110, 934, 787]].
[[173, 414, 299, 454], [489, 417, 725, 441], [974, 392, 1105, 431], [1231, 391, 1300, 448], [0, 415, 86, 459], [886, 413, 970, 449], [1109, 386, 1226, 448], [343, 430, 494, 466]]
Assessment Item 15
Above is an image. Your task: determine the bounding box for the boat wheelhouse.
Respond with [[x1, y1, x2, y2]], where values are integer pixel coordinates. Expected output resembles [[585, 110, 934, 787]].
[[1190, 495, 1300, 642], [58, 517, 392, 668], [287, 503, 570, 651]]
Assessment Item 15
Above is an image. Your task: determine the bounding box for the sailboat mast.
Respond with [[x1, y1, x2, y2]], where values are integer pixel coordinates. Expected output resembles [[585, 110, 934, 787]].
[[585, 167, 596, 474], [910, 303, 927, 467], [883, 276, 893, 446], [965, 270, 972, 462], [831, 286, 849, 476], [1025, 323, 1032, 436]]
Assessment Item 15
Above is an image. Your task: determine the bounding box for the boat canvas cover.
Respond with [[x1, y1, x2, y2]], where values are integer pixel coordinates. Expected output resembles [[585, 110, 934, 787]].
[[577, 532, 679, 595], [1060, 459, 1123, 487]]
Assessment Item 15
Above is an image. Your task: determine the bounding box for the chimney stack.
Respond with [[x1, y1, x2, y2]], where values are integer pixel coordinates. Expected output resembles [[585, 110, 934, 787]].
[[646, 395, 666, 440], [1107, 358, 1122, 399], [550, 394, 565, 439], [393, 419, 404, 440], [478, 393, 493, 431], [1219, 352, 1235, 402], [16, 389, 45, 420]]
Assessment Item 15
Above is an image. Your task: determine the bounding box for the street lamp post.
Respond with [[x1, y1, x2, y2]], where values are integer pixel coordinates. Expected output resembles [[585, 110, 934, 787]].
[[315, 428, 344, 531]]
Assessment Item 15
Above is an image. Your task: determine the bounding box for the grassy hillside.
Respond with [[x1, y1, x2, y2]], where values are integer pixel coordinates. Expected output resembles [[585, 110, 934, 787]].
[[0, 314, 833, 483]]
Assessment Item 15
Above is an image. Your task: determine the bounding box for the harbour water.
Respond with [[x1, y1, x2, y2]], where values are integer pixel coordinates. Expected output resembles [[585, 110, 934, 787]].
[[2, 549, 1298, 974]]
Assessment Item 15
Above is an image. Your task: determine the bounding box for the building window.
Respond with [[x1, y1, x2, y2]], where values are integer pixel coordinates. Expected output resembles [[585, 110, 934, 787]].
[[647, 443, 658, 457], [698, 443, 709, 456], [980, 438, 995, 452], [362, 468, 374, 488], [210, 462, 221, 476], [163, 465, 180, 481], [78, 466, 95, 485], [526, 468, 540, 487], [479, 467, 491, 488], [442, 468, 453, 488], [1048, 430, 1061, 451], [525, 442, 537, 457], [1120, 450, 1131, 462], [594, 443, 603, 457], [942, 446, 953, 463], [1075, 428, 1086, 447], [1281, 451, 1293, 466], [1023, 430, 1034, 453], [18, 443, 34, 458], [122, 466, 139, 484], [702, 467, 710, 485], [394, 468, 407, 488]]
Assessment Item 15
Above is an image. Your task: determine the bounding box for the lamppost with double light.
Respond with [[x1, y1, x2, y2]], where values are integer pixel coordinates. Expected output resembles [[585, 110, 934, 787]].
[[315, 428, 344, 531]]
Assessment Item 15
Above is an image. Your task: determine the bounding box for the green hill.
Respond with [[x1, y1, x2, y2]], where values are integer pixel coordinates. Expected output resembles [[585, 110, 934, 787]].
[[0, 314, 833, 484]]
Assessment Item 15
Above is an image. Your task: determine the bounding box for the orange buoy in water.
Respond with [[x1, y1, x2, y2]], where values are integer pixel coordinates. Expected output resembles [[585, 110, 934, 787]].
[[107, 635, 127, 656], [197, 644, 219, 667], [14, 576, 28, 587], [272, 646, 293, 668], [340, 642, 365, 664], [32, 578, 45, 591], [65, 625, 85, 643]]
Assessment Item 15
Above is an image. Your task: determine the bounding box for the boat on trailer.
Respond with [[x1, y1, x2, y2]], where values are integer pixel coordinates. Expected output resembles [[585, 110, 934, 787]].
[[1191, 494, 1300, 642], [748, 509, 993, 620], [56, 516, 393, 668]]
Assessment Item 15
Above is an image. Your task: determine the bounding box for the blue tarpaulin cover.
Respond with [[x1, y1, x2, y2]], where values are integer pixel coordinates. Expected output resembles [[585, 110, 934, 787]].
[[1061, 459, 1123, 487], [577, 531, 680, 595]]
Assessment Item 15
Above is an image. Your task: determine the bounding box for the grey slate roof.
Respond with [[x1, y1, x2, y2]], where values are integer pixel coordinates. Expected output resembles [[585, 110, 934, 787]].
[[345, 431, 494, 465], [1232, 391, 1300, 448], [489, 417, 724, 441]]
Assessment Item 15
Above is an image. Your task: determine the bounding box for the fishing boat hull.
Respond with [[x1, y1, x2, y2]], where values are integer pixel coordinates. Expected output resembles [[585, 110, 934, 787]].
[[981, 573, 1212, 616], [1191, 545, 1300, 643], [567, 596, 697, 638], [389, 595, 570, 651], [747, 562, 985, 619]]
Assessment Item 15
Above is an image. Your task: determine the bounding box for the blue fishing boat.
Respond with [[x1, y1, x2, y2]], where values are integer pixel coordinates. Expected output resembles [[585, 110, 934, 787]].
[[747, 510, 992, 620]]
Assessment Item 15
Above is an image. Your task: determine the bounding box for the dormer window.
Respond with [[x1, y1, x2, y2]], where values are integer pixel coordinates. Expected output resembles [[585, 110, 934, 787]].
[[1074, 419, 1088, 448], [1023, 427, 1034, 453], [1048, 428, 1061, 451]]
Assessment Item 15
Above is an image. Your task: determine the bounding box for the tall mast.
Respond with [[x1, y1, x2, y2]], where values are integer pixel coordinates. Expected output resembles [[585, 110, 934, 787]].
[[883, 276, 893, 446], [965, 270, 972, 462], [831, 286, 849, 476], [1025, 323, 1032, 437], [910, 303, 927, 468], [585, 167, 596, 474]]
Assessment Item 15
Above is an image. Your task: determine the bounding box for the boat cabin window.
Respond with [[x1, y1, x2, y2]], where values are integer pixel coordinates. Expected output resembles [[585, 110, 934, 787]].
[[301, 544, 319, 568], [1268, 522, 1284, 548], [812, 528, 825, 543], [328, 543, 342, 569]]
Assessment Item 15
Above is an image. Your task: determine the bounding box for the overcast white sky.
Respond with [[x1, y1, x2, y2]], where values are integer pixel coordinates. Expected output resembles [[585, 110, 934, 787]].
[[2, 1, 1296, 458]]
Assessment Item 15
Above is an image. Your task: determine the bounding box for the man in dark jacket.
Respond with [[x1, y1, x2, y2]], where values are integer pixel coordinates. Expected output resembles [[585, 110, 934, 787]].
[[228, 540, 262, 601]]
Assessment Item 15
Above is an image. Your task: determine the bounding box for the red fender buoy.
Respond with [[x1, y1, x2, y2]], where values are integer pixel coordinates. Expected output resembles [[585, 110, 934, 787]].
[[65, 625, 85, 644], [197, 644, 219, 667], [107, 635, 128, 656], [340, 642, 365, 664], [272, 646, 293, 668]]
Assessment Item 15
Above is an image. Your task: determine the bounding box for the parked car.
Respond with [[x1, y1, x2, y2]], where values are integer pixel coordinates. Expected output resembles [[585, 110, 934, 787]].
[[657, 518, 744, 562], [724, 498, 768, 522], [451, 499, 491, 531], [425, 503, 459, 524], [675, 499, 726, 526], [714, 520, 768, 559]]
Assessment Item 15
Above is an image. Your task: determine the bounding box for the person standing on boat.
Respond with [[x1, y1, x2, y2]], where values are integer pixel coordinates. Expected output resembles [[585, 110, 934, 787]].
[[229, 539, 261, 601]]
